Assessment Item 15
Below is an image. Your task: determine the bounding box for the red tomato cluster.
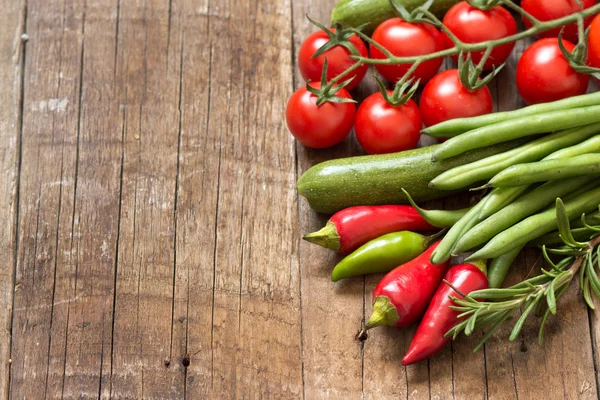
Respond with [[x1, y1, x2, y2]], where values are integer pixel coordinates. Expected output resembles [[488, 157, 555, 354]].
[[286, 1, 597, 152]]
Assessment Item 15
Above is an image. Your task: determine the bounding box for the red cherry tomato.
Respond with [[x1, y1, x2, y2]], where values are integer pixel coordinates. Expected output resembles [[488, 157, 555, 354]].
[[521, 0, 597, 43], [589, 14, 600, 80], [370, 18, 445, 84], [286, 83, 356, 149], [354, 91, 421, 154], [298, 29, 368, 91], [420, 69, 493, 128], [442, 2, 517, 71], [516, 38, 589, 105]]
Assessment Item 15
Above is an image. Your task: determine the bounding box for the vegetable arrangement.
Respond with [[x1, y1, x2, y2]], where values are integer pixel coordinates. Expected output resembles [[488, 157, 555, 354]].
[[289, 0, 600, 369]]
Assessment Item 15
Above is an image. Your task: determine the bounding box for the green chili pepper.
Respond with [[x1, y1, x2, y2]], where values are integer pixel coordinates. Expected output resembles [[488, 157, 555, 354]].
[[486, 154, 600, 188], [331, 231, 435, 282], [468, 184, 600, 261], [455, 177, 595, 253], [487, 246, 523, 289], [432, 105, 600, 161]]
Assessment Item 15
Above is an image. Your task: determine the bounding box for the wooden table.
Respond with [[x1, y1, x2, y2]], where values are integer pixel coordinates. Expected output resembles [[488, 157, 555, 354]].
[[1, 0, 599, 398]]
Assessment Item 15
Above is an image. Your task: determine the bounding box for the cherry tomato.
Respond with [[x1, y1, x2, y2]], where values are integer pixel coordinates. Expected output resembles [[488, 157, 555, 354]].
[[286, 83, 356, 149], [521, 0, 597, 43], [516, 38, 589, 105], [354, 91, 421, 154], [420, 69, 493, 128], [589, 14, 600, 79], [442, 2, 517, 71], [370, 18, 445, 84], [298, 29, 368, 91]]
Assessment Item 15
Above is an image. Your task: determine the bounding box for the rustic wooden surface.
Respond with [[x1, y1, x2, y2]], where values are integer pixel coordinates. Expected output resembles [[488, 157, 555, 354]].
[[1, 0, 599, 398]]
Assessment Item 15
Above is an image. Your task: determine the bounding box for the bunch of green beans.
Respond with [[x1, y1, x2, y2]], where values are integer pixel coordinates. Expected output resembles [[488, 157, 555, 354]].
[[423, 91, 600, 138], [430, 101, 600, 162], [429, 123, 600, 191], [422, 93, 600, 288]]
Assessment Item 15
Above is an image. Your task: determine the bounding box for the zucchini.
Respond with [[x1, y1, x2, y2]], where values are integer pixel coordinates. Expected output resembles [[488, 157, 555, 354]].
[[330, 0, 461, 34], [297, 141, 523, 214]]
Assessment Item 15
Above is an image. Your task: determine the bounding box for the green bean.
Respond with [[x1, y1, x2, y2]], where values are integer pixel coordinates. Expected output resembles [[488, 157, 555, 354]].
[[430, 200, 486, 265], [487, 154, 600, 188], [431, 187, 517, 264], [402, 189, 471, 228], [545, 134, 600, 160], [527, 209, 600, 246], [487, 246, 523, 289], [478, 186, 530, 220], [455, 177, 594, 253], [467, 185, 600, 260], [429, 124, 600, 191], [422, 91, 600, 138], [528, 227, 599, 247], [432, 105, 600, 161]]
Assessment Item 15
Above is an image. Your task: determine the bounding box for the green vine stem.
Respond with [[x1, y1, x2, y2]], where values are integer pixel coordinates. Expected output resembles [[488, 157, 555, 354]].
[[313, 0, 600, 99], [352, 1, 600, 65]]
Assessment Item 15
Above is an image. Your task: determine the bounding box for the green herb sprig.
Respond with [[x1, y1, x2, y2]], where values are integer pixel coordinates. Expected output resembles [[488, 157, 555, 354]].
[[445, 200, 600, 352]]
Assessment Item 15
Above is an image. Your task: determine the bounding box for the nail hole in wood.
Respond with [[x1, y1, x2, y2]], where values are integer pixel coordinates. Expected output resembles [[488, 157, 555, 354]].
[[182, 355, 190, 367]]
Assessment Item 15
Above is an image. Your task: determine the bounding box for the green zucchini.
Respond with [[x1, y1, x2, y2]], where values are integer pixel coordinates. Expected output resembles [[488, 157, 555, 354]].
[[330, 0, 461, 34], [297, 141, 524, 214]]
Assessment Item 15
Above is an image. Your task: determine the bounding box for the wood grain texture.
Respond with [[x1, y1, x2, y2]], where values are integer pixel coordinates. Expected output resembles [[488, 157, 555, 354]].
[[0, 0, 25, 397], [110, 0, 186, 397], [3, 0, 600, 398], [292, 0, 367, 398], [9, 0, 86, 397]]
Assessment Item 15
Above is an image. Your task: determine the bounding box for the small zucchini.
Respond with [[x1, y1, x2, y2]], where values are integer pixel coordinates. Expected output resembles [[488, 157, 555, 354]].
[[297, 141, 523, 214], [330, 0, 461, 33]]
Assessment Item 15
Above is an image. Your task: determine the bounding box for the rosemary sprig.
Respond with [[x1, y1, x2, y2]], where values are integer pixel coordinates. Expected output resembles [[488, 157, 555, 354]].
[[446, 201, 600, 351]]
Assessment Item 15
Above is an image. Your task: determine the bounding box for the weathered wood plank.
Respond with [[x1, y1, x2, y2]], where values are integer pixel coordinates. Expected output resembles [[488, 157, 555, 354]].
[[206, 0, 304, 397], [56, 0, 121, 397], [292, 1, 367, 398], [109, 0, 185, 397], [168, 0, 215, 398], [0, 0, 25, 397], [9, 0, 86, 398]]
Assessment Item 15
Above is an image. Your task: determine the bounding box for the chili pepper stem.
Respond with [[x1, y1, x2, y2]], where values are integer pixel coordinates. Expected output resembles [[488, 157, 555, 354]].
[[470, 259, 488, 276], [302, 221, 341, 251], [362, 295, 400, 336]]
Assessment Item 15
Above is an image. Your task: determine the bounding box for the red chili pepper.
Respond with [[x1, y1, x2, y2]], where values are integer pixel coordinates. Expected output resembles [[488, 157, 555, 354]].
[[303, 205, 435, 254], [402, 262, 488, 365], [359, 241, 450, 338]]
